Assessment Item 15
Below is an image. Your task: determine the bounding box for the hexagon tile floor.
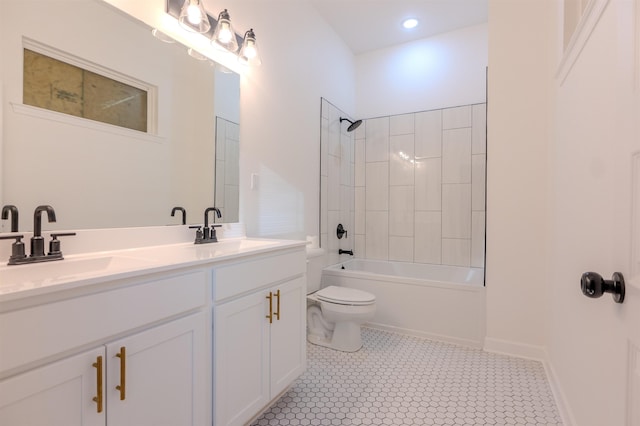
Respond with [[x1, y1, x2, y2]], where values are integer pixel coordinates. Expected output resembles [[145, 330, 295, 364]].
[[251, 327, 563, 425]]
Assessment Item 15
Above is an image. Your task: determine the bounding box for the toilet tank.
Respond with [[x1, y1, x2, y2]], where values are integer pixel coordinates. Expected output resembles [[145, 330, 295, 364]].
[[306, 247, 325, 294]]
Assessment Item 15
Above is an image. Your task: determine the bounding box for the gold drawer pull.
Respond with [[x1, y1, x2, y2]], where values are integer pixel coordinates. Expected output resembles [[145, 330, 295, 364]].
[[266, 292, 273, 323], [115, 346, 126, 400], [92, 356, 103, 413], [274, 289, 281, 321]]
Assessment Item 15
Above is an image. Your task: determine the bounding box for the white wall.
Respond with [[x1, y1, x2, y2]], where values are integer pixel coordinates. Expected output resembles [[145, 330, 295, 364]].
[[484, 2, 553, 358], [228, 1, 356, 240], [355, 24, 488, 119]]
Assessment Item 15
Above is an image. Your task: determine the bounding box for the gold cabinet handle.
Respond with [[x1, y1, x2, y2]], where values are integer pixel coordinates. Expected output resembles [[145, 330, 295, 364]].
[[92, 356, 103, 413], [274, 289, 281, 321], [266, 292, 273, 323], [115, 346, 126, 400]]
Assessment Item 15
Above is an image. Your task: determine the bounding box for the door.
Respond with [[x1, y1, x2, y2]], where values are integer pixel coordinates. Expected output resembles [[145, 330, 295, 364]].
[[551, 1, 640, 425], [106, 312, 208, 426], [270, 276, 306, 396], [0, 347, 105, 426], [214, 290, 270, 426]]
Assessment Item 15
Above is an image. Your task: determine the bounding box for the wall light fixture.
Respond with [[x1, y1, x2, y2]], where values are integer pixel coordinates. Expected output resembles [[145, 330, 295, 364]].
[[167, 0, 261, 66], [178, 0, 211, 33]]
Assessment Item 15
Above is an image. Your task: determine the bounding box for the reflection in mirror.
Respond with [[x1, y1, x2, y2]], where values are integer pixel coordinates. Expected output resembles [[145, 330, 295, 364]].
[[215, 117, 240, 223], [0, 0, 240, 232]]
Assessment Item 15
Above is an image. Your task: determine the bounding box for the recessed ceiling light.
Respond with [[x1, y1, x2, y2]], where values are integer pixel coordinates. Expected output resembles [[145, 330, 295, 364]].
[[402, 18, 419, 29]]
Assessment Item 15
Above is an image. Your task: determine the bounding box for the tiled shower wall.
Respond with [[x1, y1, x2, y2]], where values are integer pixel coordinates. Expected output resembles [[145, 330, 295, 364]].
[[320, 99, 355, 266], [320, 100, 486, 268], [355, 104, 486, 267]]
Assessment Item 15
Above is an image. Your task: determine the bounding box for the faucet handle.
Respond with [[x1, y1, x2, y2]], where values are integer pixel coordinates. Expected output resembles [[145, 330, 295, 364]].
[[48, 232, 76, 256], [0, 234, 27, 264], [189, 225, 204, 243]]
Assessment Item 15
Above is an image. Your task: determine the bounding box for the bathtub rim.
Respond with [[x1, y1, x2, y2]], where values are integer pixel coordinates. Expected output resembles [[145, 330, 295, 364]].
[[322, 259, 485, 292]]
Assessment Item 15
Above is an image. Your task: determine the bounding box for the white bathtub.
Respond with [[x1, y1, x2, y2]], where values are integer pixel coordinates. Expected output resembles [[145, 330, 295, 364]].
[[322, 259, 486, 348]]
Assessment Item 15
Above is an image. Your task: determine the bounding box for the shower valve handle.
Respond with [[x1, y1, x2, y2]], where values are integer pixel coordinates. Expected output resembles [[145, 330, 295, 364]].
[[337, 224, 347, 239]]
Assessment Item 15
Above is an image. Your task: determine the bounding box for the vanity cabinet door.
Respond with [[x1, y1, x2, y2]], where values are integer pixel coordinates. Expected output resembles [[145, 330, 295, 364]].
[[0, 347, 106, 426], [269, 276, 306, 397], [214, 290, 270, 426], [106, 312, 208, 426]]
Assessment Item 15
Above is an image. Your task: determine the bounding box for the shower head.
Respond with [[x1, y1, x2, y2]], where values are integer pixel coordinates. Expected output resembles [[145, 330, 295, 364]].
[[340, 117, 362, 132]]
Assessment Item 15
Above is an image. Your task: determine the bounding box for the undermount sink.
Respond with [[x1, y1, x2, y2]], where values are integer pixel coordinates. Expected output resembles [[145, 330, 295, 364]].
[[183, 238, 281, 258], [0, 255, 159, 294]]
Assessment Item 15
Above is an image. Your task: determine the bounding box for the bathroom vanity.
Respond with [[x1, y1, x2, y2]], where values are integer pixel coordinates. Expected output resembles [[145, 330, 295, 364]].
[[0, 231, 307, 426]]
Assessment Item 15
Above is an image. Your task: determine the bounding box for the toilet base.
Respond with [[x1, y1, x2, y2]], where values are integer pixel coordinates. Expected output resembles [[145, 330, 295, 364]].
[[308, 321, 363, 352]]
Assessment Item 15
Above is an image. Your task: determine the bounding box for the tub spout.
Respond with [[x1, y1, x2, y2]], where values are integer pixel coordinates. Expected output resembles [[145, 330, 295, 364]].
[[339, 249, 354, 256]]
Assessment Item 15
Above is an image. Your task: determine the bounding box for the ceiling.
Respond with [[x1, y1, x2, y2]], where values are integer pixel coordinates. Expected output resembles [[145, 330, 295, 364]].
[[309, 0, 488, 55]]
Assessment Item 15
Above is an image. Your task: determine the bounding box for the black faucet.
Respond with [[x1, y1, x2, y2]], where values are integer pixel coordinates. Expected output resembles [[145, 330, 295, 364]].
[[339, 249, 354, 256], [171, 207, 186, 225], [0, 205, 75, 265], [1, 205, 19, 232], [190, 207, 222, 244], [205, 207, 222, 241], [32, 205, 57, 258]]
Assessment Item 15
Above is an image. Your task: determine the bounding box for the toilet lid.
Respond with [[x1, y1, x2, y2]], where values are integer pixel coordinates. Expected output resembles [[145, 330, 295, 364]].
[[316, 286, 376, 305]]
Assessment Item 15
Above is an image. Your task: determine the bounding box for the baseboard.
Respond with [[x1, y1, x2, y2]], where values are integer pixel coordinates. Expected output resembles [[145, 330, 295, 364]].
[[364, 322, 484, 349], [542, 357, 576, 426], [483, 336, 547, 361], [484, 337, 576, 426]]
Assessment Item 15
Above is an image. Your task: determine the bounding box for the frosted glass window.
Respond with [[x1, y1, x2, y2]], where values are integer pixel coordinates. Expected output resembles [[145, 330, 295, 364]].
[[23, 49, 148, 132]]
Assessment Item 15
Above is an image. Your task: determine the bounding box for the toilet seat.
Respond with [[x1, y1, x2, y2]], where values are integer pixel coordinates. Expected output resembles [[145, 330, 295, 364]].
[[316, 286, 375, 306]]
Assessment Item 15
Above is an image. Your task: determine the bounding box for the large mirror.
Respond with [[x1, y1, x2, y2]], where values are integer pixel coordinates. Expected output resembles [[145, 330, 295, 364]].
[[0, 0, 240, 232]]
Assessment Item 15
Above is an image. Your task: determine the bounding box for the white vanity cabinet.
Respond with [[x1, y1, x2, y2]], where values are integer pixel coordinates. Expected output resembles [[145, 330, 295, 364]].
[[212, 248, 307, 426], [0, 269, 210, 426]]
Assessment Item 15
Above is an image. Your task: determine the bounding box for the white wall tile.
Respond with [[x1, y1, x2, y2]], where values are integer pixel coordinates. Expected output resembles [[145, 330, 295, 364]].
[[340, 185, 353, 218], [472, 103, 487, 154], [320, 175, 328, 234], [365, 211, 389, 260], [442, 239, 471, 267], [354, 119, 366, 140], [355, 187, 365, 235], [390, 134, 415, 186], [327, 154, 341, 211], [390, 113, 415, 136], [321, 117, 328, 176], [355, 139, 365, 187], [355, 234, 365, 259], [365, 117, 390, 162], [216, 123, 226, 158], [442, 128, 472, 184], [471, 212, 485, 268], [215, 159, 225, 207], [365, 162, 389, 211], [389, 236, 414, 262], [443, 105, 472, 129], [472, 154, 486, 211], [442, 184, 471, 239], [321, 98, 329, 119], [415, 110, 442, 158], [340, 134, 352, 186], [415, 158, 442, 211], [327, 210, 340, 251], [224, 184, 239, 222], [224, 139, 239, 186], [389, 186, 414, 237], [414, 211, 442, 264], [328, 106, 341, 157]]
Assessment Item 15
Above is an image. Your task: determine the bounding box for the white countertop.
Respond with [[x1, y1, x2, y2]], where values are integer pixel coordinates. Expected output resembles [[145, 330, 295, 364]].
[[0, 237, 307, 303]]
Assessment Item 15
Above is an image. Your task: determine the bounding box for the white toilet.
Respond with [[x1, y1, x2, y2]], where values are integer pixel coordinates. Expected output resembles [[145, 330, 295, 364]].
[[306, 247, 376, 352]]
